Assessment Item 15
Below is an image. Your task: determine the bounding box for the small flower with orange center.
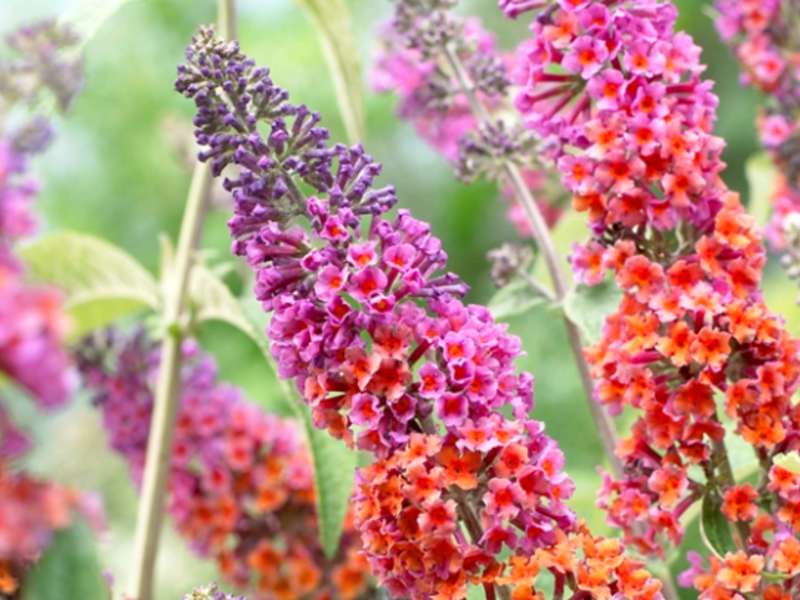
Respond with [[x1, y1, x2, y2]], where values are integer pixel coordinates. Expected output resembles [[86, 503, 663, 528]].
[[721, 484, 759, 522], [772, 536, 800, 576], [716, 551, 763, 593]]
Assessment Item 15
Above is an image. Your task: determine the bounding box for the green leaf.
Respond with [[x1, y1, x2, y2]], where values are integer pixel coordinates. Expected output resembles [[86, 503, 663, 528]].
[[745, 152, 779, 229], [562, 280, 623, 344], [237, 295, 356, 558], [22, 518, 108, 600], [699, 492, 738, 559], [189, 264, 256, 335], [774, 451, 800, 475], [18, 231, 159, 339], [293, 0, 365, 144], [61, 0, 144, 50], [487, 277, 549, 320], [301, 406, 358, 558]]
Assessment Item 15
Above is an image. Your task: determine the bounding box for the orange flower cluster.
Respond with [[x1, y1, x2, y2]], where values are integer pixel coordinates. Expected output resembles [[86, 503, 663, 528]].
[[80, 331, 372, 600], [589, 193, 800, 561], [354, 432, 663, 600], [0, 464, 81, 595], [507, 0, 800, 594]]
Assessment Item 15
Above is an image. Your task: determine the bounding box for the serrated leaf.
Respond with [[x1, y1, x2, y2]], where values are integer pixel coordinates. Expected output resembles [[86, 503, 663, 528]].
[[18, 231, 159, 339], [61, 0, 144, 50], [238, 295, 356, 558], [774, 451, 800, 475], [293, 0, 365, 144], [745, 152, 779, 229], [699, 492, 738, 560], [487, 277, 549, 320], [22, 517, 108, 600], [562, 280, 623, 344]]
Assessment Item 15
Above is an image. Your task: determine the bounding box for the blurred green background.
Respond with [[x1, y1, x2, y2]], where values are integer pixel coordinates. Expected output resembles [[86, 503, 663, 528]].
[[3, 0, 798, 597]]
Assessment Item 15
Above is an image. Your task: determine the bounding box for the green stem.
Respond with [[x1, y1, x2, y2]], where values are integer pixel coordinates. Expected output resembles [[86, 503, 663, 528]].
[[439, 42, 623, 482], [128, 4, 234, 598]]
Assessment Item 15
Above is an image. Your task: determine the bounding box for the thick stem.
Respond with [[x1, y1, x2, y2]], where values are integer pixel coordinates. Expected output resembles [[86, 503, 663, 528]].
[[440, 43, 623, 482], [128, 4, 233, 599]]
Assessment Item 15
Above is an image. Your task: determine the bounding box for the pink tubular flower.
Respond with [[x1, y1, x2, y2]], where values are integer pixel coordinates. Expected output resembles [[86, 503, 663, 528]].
[[78, 331, 372, 600]]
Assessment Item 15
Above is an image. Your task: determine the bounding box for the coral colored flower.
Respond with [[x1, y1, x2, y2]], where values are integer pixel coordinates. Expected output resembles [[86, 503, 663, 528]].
[[79, 331, 370, 600], [721, 484, 759, 522]]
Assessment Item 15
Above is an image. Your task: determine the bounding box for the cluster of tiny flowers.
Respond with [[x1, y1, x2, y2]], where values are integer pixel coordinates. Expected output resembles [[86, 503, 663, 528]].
[[765, 176, 800, 252], [176, 27, 664, 600], [0, 464, 84, 595], [714, 1, 800, 256], [78, 330, 371, 600], [507, 0, 800, 595], [0, 127, 74, 460], [0, 19, 83, 455], [372, 3, 565, 236]]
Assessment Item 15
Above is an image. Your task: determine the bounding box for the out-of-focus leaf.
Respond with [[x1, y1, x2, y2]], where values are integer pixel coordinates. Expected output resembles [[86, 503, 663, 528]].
[[745, 152, 779, 229], [774, 451, 800, 475], [61, 0, 144, 49], [562, 280, 623, 344], [293, 0, 365, 144], [301, 406, 357, 558], [699, 492, 737, 559], [18, 231, 159, 339], [532, 209, 587, 288], [22, 518, 108, 600], [487, 277, 549, 320], [189, 264, 255, 334], [238, 295, 356, 558]]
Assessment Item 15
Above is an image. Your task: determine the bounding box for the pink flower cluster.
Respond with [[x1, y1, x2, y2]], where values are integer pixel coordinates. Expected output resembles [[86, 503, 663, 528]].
[[79, 331, 372, 600], [715, 0, 800, 106], [508, 0, 800, 595], [0, 135, 74, 459], [714, 0, 800, 252]]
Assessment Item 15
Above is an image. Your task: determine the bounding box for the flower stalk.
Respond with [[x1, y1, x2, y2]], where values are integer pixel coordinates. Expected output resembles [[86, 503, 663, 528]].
[[437, 24, 623, 481], [128, 3, 233, 598]]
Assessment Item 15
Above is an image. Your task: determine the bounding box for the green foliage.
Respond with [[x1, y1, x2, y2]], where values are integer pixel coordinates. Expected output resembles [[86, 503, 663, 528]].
[[18, 231, 159, 339], [301, 408, 358, 558], [745, 152, 779, 229], [487, 277, 550, 320], [22, 518, 108, 600], [60, 0, 144, 49], [293, 0, 365, 143], [234, 296, 357, 559], [699, 492, 737, 559], [774, 451, 800, 475], [562, 280, 623, 345]]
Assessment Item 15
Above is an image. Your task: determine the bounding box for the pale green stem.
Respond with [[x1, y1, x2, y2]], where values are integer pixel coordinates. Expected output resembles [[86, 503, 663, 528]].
[[128, 4, 234, 599], [439, 42, 623, 482]]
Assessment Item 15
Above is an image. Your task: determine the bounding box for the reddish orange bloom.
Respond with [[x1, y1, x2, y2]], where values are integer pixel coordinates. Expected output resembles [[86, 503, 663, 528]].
[[0, 562, 17, 595], [690, 327, 731, 371], [773, 536, 800, 576], [616, 255, 665, 302], [716, 551, 763, 593], [436, 445, 480, 490], [721, 484, 759, 522], [656, 320, 695, 367]]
